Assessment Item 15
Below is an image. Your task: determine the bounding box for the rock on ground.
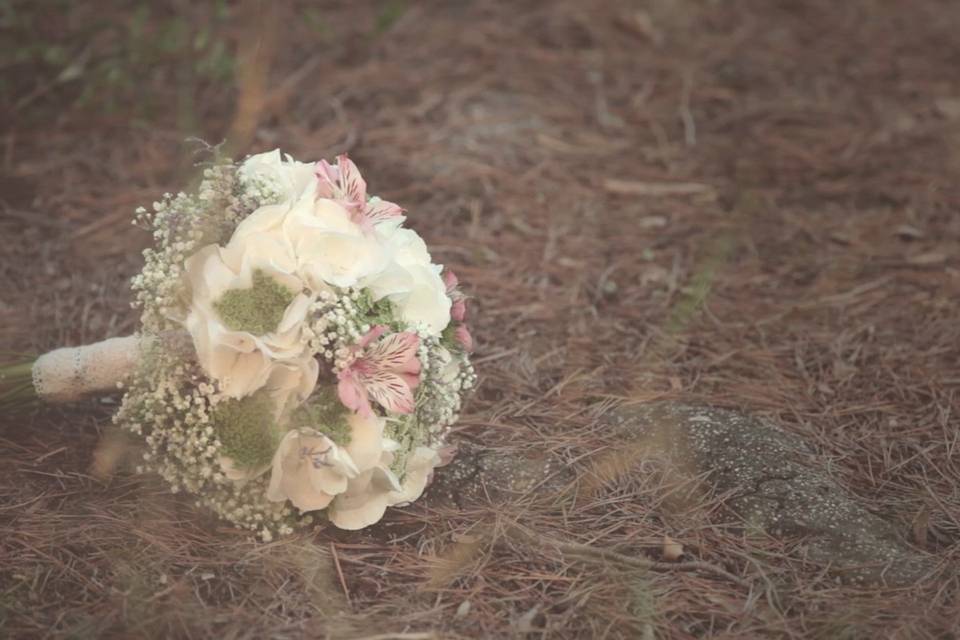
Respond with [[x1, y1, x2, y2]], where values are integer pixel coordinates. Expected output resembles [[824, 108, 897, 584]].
[[431, 403, 940, 587]]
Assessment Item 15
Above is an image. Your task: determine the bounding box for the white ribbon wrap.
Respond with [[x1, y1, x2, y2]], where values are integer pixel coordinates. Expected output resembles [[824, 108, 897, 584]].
[[32, 335, 143, 402]]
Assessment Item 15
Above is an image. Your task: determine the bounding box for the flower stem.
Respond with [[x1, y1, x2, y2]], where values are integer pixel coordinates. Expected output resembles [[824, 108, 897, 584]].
[[0, 357, 38, 413]]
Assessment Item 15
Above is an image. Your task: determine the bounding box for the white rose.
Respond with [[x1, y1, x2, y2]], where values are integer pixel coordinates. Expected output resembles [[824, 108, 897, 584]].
[[326, 462, 402, 530], [183, 233, 314, 398], [283, 195, 392, 290], [238, 149, 317, 203], [386, 446, 442, 507], [229, 187, 390, 291], [266, 428, 358, 511], [364, 224, 451, 335], [327, 442, 442, 529], [267, 413, 396, 514]]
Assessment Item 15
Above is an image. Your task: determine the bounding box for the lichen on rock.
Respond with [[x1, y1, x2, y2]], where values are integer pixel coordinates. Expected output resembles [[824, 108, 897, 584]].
[[604, 403, 938, 587]]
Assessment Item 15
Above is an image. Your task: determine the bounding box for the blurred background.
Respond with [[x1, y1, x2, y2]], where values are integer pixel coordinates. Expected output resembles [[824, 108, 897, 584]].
[[2, 0, 959, 637]]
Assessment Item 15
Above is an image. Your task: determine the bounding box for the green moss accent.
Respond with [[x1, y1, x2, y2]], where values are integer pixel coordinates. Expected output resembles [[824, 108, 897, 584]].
[[211, 391, 278, 469], [213, 269, 296, 335], [291, 387, 352, 446], [354, 289, 399, 329]]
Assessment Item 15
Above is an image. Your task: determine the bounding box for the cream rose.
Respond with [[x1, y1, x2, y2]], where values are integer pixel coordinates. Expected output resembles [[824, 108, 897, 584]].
[[364, 223, 451, 335], [283, 194, 392, 290], [266, 413, 398, 517], [227, 186, 391, 292], [183, 231, 314, 398], [326, 442, 443, 529], [386, 446, 443, 507]]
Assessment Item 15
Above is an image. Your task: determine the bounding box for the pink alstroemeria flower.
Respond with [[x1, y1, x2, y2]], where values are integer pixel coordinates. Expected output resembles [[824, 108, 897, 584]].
[[315, 154, 404, 233], [337, 325, 421, 417], [443, 269, 474, 352]]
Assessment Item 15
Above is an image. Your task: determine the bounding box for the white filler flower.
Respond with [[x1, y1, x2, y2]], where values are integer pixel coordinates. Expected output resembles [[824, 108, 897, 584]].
[[238, 149, 317, 204]]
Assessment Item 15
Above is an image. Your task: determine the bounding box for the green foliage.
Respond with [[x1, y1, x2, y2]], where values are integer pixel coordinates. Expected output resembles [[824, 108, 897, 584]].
[[375, 0, 407, 34], [353, 289, 399, 330], [1, 0, 235, 116], [214, 270, 297, 336]]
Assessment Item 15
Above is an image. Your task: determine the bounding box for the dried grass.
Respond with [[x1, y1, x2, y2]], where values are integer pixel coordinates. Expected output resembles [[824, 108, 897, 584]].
[[2, 0, 960, 637]]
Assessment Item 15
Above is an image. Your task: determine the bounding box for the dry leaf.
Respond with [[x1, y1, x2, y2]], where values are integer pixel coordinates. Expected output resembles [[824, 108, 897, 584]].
[[894, 224, 925, 240], [618, 10, 663, 46], [662, 535, 684, 561], [912, 505, 930, 547], [934, 97, 960, 120], [908, 250, 947, 266], [90, 428, 131, 481], [603, 178, 713, 197], [514, 605, 541, 632], [638, 216, 668, 229]]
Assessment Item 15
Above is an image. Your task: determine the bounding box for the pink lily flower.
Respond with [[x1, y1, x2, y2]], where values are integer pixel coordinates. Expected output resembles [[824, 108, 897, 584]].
[[315, 154, 404, 233], [337, 325, 421, 417]]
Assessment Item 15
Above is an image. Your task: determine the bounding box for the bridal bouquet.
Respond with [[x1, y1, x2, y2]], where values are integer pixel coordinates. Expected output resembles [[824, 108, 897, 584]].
[[10, 150, 476, 539]]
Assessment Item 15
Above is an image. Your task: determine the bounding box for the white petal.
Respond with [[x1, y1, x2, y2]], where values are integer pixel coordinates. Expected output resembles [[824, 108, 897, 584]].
[[394, 264, 452, 335], [328, 477, 390, 530], [343, 413, 386, 471], [387, 447, 441, 507], [296, 232, 390, 289]]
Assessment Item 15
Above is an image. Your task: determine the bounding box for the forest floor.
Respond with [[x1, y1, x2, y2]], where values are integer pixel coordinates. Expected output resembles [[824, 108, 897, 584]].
[[2, 1, 959, 638]]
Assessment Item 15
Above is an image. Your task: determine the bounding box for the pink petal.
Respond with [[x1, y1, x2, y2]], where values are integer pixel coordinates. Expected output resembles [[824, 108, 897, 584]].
[[367, 331, 421, 374], [398, 371, 421, 391], [337, 372, 372, 417], [363, 198, 404, 226], [451, 298, 467, 323], [363, 370, 416, 414], [314, 160, 339, 198], [336, 154, 367, 204], [442, 270, 458, 292], [454, 325, 474, 352]]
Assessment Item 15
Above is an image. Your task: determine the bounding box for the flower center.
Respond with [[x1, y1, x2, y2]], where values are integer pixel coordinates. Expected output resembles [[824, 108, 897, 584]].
[[214, 269, 297, 335]]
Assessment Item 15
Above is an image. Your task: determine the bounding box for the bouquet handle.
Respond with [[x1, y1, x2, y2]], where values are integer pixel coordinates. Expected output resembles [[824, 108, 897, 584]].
[[31, 335, 144, 402]]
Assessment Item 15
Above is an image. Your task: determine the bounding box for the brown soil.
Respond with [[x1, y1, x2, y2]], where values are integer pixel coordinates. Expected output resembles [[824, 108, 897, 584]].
[[2, 1, 959, 638]]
